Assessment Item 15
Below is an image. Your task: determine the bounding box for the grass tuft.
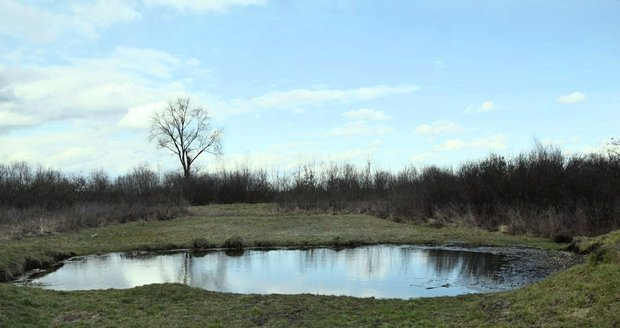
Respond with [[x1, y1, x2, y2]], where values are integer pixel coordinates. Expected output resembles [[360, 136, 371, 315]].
[[222, 236, 244, 249], [190, 238, 215, 250]]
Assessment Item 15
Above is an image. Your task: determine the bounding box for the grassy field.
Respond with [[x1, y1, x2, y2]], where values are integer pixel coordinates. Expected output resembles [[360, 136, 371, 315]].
[[0, 204, 560, 282], [0, 204, 618, 327]]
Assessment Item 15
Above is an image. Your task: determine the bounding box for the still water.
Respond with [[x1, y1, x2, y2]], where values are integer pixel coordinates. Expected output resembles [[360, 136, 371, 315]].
[[22, 245, 542, 299]]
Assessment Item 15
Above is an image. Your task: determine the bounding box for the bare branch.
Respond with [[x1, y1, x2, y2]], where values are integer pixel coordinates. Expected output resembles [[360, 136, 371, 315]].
[[607, 137, 620, 157], [150, 97, 223, 178]]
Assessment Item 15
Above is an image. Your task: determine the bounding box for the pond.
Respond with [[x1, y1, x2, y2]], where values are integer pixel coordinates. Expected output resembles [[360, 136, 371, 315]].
[[17, 245, 578, 299]]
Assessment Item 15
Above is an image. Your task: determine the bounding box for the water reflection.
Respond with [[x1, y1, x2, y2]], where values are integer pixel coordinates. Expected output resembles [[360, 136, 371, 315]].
[[25, 245, 526, 299]]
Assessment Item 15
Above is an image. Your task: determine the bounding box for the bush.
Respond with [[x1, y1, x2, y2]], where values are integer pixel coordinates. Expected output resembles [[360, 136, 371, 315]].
[[1, 142, 619, 238], [222, 236, 244, 249], [190, 238, 215, 250]]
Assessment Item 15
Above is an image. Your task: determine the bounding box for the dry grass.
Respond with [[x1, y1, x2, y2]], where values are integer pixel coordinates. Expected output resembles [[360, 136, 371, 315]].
[[0, 204, 618, 327], [0, 203, 559, 282], [0, 232, 618, 327]]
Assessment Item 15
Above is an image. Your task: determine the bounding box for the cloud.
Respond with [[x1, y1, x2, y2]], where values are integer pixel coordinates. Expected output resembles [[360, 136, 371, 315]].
[[0, 0, 266, 43], [342, 108, 390, 121], [0, 0, 139, 42], [556, 92, 587, 104], [199, 140, 381, 172], [71, 47, 182, 79], [470, 135, 508, 150], [434, 139, 466, 151], [143, 0, 267, 12], [326, 147, 377, 162], [0, 127, 171, 174], [215, 84, 418, 116], [0, 47, 414, 173], [0, 0, 84, 42], [434, 135, 507, 151], [118, 101, 167, 129], [433, 60, 446, 69], [72, 0, 141, 28], [540, 138, 566, 147], [463, 101, 495, 114], [0, 47, 195, 130], [415, 121, 461, 135], [410, 153, 433, 162], [369, 140, 383, 148], [0, 111, 38, 129], [253, 84, 417, 107], [326, 121, 392, 137]]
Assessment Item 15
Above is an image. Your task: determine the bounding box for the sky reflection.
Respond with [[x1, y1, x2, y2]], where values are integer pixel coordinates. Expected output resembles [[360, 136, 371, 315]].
[[28, 245, 513, 299]]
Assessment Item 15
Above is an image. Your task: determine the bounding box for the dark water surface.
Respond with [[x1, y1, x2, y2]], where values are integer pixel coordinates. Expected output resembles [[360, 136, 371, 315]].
[[19, 245, 569, 299]]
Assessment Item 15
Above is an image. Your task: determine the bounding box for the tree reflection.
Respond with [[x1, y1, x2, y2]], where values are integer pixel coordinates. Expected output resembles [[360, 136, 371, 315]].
[[29, 246, 527, 297], [413, 248, 506, 284]]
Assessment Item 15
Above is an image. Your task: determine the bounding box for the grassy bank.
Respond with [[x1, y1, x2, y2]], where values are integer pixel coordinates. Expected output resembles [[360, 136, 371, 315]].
[[0, 204, 560, 282], [1, 203, 617, 327], [0, 239, 618, 327]]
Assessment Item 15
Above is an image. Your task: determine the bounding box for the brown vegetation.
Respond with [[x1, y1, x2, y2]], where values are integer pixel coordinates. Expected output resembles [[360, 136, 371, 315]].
[[1, 144, 618, 238]]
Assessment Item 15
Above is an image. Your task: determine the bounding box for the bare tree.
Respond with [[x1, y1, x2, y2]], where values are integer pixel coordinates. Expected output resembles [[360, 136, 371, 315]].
[[608, 137, 620, 157], [150, 97, 223, 179]]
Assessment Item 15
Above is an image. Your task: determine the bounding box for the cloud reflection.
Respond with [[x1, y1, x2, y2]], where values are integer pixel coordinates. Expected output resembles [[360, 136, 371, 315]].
[[30, 245, 515, 299]]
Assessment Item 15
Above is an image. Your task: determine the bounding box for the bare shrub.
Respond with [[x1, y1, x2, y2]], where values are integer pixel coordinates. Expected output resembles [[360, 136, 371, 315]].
[[223, 236, 244, 249], [1, 141, 619, 238]]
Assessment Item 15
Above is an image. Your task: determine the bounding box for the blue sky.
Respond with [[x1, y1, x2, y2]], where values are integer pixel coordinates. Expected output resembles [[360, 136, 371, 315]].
[[0, 0, 618, 175]]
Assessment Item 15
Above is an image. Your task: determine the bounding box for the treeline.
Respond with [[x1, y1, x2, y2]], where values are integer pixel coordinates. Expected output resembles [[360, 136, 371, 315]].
[[0, 163, 280, 237], [281, 146, 620, 237], [0, 164, 185, 237], [1, 145, 619, 238]]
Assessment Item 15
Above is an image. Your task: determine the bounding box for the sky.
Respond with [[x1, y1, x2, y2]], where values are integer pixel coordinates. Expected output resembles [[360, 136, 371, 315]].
[[0, 0, 618, 175]]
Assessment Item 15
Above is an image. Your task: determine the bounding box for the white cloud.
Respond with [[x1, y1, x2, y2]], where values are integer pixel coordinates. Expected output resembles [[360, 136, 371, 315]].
[[414, 121, 461, 135], [343, 108, 391, 121], [470, 135, 508, 150], [72, 0, 140, 28], [0, 0, 139, 42], [434, 135, 507, 152], [433, 59, 446, 69], [582, 145, 606, 155], [253, 84, 416, 107], [434, 139, 466, 151], [0, 48, 414, 173], [463, 101, 495, 114], [579, 139, 614, 156], [0, 127, 172, 174], [326, 121, 392, 137], [71, 47, 182, 79], [0, 111, 38, 128], [369, 140, 383, 148], [0, 47, 194, 129], [143, 0, 267, 12], [540, 138, 566, 147], [199, 140, 381, 172], [327, 147, 376, 162], [216, 84, 418, 116], [556, 91, 587, 104], [118, 101, 167, 129], [0, 0, 268, 43], [0, 0, 83, 42], [48, 147, 102, 165], [410, 153, 432, 162]]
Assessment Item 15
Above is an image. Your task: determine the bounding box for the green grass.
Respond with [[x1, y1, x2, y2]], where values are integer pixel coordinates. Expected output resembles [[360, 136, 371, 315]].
[[570, 229, 620, 253], [0, 203, 559, 281], [0, 253, 618, 327], [1, 203, 618, 327]]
